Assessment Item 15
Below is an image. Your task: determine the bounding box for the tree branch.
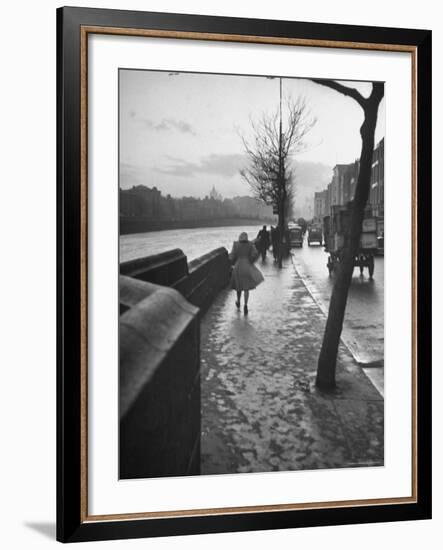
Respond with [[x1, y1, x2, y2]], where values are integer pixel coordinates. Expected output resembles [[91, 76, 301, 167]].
[[311, 79, 366, 109], [369, 82, 385, 104]]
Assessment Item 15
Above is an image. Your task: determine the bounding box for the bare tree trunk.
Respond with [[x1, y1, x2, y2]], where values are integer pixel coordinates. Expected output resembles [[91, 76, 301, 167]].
[[278, 207, 285, 268], [277, 185, 287, 269], [316, 88, 383, 389]]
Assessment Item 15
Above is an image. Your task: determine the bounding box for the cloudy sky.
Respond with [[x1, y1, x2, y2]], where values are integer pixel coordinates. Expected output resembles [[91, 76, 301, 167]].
[[119, 69, 385, 199]]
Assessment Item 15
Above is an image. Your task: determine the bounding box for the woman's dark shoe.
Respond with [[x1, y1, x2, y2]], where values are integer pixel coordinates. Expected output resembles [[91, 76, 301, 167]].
[[235, 301, 240, 309], [243, 305, 248, 315]]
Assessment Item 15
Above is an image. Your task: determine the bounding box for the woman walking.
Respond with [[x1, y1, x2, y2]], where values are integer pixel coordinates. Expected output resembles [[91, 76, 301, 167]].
[[229, 232, 264, 315]]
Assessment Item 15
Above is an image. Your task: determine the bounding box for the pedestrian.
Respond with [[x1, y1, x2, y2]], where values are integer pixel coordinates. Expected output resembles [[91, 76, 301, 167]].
[[256, 225, 270, 260], [271, 226, 280, 261], [229, 232, 264, 315]]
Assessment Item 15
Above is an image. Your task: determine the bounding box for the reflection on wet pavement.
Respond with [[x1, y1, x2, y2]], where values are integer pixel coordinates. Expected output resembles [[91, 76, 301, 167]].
[[291, 243, 384, 365], [200, 255, 384, 475]]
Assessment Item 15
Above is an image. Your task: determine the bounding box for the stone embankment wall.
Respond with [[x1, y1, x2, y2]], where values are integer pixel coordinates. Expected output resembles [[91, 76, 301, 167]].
[[120, 247, 231, 312], [119, 248, 231, 479]]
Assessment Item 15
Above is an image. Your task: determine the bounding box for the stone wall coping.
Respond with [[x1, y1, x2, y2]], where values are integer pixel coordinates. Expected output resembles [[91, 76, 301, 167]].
[[120, 275, 198, 419], [120, 248, 188, 278], [188, 246, 229, 272]]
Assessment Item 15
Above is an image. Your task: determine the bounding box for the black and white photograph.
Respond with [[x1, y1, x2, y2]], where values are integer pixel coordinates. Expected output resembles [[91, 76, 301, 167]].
[[119, 68, 385, 479], [0, 0, 436, 546]]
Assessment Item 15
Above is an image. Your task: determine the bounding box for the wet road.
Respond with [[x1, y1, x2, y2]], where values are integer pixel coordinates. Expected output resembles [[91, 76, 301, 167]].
[[290, 237, 384, 365]]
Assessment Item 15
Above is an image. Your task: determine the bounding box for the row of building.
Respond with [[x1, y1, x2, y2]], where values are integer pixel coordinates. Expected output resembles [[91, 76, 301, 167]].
[[120, 184, 274, 222], [314, 138, 384, 225]]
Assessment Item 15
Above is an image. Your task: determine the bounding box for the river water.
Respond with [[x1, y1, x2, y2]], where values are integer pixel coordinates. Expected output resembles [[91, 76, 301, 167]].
[[120, 225, 265, 263]]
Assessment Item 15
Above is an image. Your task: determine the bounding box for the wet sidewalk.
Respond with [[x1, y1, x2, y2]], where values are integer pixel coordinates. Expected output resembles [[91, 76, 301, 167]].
[[200, 253, 384, 475]]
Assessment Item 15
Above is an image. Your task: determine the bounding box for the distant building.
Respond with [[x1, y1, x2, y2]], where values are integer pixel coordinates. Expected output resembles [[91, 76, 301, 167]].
[[369, 137, 384, 217], [329, 162, 359, 210], [233, 196, 274, 219], [120, 185, 161, 217], [313, 138, 384, 221], [314, 190, 328, 221], [209, 185, 223, 202], [119, 184, 275, 224]]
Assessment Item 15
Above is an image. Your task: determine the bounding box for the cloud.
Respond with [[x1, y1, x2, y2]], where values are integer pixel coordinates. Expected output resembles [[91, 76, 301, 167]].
[[119, 162, 145, 188], [140, 117, 196, 135], [154, 153, 246, 178]]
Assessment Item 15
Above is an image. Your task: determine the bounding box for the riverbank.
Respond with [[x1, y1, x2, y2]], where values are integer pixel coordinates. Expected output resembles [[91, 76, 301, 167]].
[[120, 216, 276, 235]]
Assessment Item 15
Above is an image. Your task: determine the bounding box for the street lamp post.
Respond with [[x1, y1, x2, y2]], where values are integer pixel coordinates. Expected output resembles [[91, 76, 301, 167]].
[[278, 77, 284, 268]]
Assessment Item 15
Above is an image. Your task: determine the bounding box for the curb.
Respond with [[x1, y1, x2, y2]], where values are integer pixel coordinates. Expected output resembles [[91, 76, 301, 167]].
[[289, 253, 384, 398]]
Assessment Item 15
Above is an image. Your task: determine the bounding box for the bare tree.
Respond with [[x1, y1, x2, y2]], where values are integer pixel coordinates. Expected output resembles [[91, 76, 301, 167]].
[[240, 95, 316, 267], [311, 80, 385, 389]]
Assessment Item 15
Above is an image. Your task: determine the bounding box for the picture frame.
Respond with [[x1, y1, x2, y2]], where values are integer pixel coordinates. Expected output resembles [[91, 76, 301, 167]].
[[56, 6, 432, 543]]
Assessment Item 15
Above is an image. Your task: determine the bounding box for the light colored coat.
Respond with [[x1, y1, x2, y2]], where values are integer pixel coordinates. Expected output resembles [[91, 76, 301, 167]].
[[229, 241, 264, 291]]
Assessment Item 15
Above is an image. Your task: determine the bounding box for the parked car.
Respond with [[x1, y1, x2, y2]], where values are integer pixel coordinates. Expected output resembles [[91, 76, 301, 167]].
[[376, 234, 384, 256], [308, 226, 323, 246], [288, 223, 303, 248]]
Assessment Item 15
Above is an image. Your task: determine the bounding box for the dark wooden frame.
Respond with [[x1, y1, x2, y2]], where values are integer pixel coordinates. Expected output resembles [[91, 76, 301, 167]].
[[57, 6, 432, 543]]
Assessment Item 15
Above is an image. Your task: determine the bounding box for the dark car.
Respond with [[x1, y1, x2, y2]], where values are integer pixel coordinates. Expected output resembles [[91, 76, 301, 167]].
[[376, 234, 384, 256], [288, 224, 303, 248], [308, 226, 323, 246]]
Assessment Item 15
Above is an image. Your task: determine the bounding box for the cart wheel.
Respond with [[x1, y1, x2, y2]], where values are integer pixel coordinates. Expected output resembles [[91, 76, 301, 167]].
[[368, 256, 375, 279]]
